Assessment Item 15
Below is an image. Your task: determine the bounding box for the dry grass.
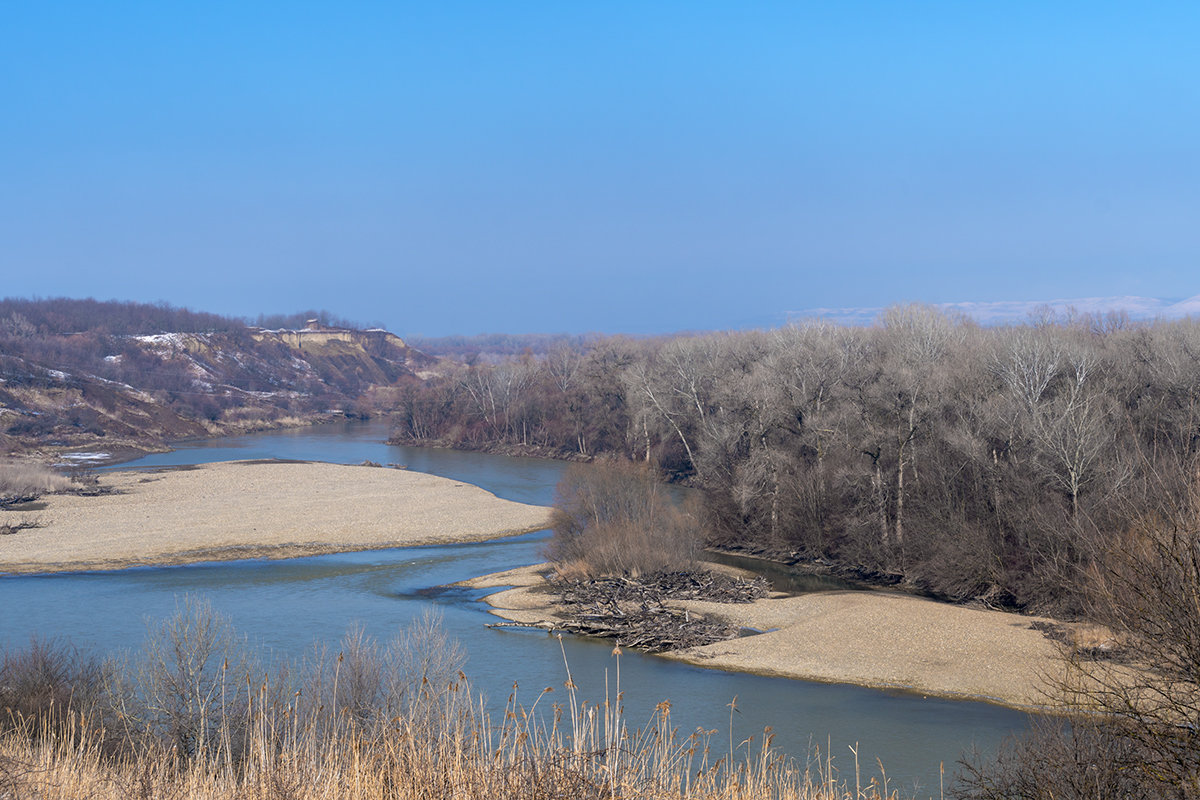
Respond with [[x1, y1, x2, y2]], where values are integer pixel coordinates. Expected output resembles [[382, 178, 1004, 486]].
[[1064, 623, 1123, 654], [0, 697, 900, 800], [0, 606, 902, 800], [0, 459, 71, 504]]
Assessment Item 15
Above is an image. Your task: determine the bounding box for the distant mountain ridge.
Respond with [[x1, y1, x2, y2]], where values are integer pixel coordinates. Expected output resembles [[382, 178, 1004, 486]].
[[794, 294, 1200, 326]]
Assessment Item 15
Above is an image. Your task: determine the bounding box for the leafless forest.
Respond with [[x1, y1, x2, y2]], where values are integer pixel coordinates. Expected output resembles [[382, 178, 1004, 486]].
[[392, 307, 1200, 614]]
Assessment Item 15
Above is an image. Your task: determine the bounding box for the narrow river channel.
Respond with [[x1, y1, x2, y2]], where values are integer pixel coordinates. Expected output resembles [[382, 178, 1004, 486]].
[[0, 420, 1033, 796]]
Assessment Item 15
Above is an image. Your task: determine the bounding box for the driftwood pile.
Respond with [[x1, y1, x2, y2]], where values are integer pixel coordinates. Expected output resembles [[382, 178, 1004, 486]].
[[541, 570, 771, 653]]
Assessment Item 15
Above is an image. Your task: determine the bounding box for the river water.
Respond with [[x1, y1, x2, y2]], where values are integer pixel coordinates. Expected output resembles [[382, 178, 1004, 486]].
[[0, 420, 1030, 795]]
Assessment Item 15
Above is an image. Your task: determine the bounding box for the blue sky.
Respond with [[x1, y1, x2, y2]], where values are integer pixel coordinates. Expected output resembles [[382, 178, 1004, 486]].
[[2, 2, 1198, 335]]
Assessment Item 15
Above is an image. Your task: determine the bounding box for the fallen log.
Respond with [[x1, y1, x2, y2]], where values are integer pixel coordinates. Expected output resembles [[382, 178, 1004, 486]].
[[485, 620, 554, 630]]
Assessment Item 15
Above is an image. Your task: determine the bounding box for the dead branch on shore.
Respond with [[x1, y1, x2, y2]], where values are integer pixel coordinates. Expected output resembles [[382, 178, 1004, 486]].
[[0, 516, 43, 536]]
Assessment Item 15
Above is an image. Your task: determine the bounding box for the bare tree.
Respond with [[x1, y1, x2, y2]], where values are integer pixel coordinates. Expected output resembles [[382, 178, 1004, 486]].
[[1031, 350, 1116, 517], [624, 358, 701, 476], [768, 322, 863, 545], [877, 305, 959, 549], [388, 315, 1200, 613], [993, 327, 1062, 415], [134, 597, 255, 758]]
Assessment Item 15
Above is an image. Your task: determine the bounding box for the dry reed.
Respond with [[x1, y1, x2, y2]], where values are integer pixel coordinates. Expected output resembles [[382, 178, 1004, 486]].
[[1, 608, 902, 800]]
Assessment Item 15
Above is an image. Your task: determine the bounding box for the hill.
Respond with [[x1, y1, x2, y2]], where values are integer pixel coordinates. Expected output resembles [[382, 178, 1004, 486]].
[[0, 299, 432, 460]]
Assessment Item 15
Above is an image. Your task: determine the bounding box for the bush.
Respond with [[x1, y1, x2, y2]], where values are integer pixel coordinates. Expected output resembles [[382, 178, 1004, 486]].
[[1, 601, 472, 770], [960, 471, 1200, 798], [133, 596, 257, 757], [955, 717, 1148, 799], [0, 637, 111, 747], [547, 460, 702, 577]]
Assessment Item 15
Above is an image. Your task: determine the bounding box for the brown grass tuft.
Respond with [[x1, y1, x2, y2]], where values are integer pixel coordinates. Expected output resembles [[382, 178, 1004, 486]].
[[0, 459, 72, 504]]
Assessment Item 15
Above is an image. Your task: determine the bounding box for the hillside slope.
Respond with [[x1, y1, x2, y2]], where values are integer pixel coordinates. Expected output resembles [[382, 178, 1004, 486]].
[[0, 312, 432, 460]]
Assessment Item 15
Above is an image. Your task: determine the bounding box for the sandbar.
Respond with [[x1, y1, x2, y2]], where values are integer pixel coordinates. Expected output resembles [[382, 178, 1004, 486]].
[[0, 461, 553, 574], [465, 564, 1067, 710]]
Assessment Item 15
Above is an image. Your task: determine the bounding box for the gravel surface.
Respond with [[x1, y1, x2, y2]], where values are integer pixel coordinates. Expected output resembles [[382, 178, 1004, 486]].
[[0, 461, 553, 574], [665, 590, 1064, 709]]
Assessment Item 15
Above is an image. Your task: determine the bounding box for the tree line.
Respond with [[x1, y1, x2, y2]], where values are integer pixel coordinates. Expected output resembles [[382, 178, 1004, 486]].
[[405, 332, 600, 361], [0, 297, 370, 338], [0, 297, 246, 337], [390, 306, 1200, 614]]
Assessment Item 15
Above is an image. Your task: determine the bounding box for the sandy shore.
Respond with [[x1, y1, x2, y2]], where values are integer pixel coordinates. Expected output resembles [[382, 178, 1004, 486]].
[[0, 461, 553, 574], [465, 564, 1067, 710]]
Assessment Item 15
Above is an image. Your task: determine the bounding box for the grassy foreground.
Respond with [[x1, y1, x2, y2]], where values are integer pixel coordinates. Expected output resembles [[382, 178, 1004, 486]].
[[0, 705, 898, 800], [0, 605, 906, 800]]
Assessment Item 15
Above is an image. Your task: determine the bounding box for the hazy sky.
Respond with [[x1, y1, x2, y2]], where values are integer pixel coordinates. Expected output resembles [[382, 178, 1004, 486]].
[[3, 2, 1198, 335]]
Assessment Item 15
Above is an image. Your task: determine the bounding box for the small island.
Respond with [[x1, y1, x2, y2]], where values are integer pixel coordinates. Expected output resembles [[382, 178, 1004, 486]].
[[0, 460, 553, 574]]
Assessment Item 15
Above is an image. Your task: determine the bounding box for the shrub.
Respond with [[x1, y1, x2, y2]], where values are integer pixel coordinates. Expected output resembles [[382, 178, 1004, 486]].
[[133, 596, 257, 757], [547, 460, 702, 577], [960, 471, 1200, 798], [955, 717, 1148, 799], [0, 637, 110, 746]]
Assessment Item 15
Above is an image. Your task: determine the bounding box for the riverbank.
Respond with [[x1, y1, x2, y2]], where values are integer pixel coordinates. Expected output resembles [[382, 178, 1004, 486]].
[[386, 433, 596, 465], [0, 461, 553, 574], [465, 563, 1069, 710]]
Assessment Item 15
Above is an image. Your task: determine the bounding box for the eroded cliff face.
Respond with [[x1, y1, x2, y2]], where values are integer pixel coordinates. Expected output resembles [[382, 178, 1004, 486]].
[[0, 327, 433, 459]]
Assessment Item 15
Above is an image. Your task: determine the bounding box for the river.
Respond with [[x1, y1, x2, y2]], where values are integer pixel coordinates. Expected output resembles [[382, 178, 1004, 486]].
[[0, 420, 1031, 795]]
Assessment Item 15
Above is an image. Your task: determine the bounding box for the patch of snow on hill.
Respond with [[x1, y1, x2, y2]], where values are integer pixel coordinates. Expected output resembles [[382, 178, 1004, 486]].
[[57, 452, 111, 464], [135, 333, 187, 346]]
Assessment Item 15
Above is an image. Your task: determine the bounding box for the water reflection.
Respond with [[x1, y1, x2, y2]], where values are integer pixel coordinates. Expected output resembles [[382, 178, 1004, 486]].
[[111, 419, 564, 506]]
